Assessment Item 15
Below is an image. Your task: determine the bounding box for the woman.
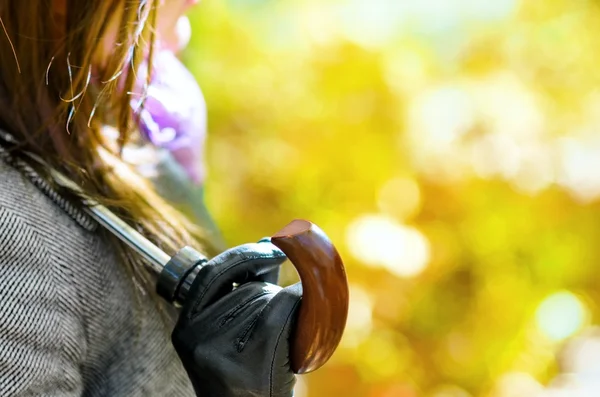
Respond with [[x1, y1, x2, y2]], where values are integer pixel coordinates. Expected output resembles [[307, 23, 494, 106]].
[[0, 1, 300, 396]]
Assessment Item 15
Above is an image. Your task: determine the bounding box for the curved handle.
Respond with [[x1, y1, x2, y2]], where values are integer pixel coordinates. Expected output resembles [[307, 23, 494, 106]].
[[271, 219, 349, 374]]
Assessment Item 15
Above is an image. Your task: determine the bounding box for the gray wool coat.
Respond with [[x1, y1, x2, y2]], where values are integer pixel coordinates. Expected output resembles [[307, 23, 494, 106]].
[[0, 147, 197, 396]]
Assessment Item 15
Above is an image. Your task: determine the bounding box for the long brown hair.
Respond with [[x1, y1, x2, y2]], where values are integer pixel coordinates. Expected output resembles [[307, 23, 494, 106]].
[[0, 2, 211, 257]]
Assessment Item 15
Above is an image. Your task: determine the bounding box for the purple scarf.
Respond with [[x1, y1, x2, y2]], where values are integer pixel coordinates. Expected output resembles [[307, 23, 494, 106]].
[[133, 50, 206, 185]]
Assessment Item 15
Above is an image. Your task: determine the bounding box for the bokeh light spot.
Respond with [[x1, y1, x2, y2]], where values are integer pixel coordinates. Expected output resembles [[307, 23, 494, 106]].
[[346, 215, 430, 277], [342, 285, 374, 349], [494, 372, 543, 397], [536, 291, 587, 341]]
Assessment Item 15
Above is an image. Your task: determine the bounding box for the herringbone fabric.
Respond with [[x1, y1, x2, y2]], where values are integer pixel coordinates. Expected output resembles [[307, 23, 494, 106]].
[[0, 156, 196, 396]]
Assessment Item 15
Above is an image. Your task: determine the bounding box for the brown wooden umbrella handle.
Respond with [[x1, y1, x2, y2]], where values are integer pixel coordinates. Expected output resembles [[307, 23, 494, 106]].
[[271, 219, 349, 374]]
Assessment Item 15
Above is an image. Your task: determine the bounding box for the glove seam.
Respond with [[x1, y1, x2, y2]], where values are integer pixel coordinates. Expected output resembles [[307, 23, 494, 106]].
[[235, 314, 260, 352], [219, 291, 271, 328]]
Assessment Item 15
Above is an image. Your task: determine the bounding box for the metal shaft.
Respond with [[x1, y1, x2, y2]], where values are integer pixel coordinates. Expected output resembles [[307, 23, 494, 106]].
[[49, 167, 171, 275], [86, 203, 169, 275]]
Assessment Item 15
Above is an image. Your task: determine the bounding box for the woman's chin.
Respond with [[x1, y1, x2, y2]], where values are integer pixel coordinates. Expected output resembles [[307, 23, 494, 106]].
[[159, 15, 192, 54]]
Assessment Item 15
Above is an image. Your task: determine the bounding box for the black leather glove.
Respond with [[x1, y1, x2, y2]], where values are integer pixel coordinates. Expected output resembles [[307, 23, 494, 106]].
[[172, 240, 302, 397]]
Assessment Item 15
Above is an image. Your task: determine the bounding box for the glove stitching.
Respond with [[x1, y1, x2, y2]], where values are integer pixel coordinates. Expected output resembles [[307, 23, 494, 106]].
[[189, 253, 285, 318], [219, 291, 271, 328], [235, 313, 260, 352], [269, 297, 302, 397]]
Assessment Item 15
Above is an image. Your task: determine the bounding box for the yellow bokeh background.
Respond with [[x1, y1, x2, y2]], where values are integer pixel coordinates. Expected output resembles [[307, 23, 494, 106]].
[[184, 1, 600, 395]]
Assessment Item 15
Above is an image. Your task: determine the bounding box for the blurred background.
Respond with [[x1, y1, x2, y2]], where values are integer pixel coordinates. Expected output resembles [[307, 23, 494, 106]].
[[182, 0, 600, 396]]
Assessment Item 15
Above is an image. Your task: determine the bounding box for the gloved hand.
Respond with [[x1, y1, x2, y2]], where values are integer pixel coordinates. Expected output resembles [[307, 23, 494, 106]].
[[172, 240, 302, 397]]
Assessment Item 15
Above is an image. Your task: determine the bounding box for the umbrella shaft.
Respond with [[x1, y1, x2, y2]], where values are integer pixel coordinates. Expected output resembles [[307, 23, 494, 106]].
[[46, 165, 170, 275], [86, 204, 169, 275]]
